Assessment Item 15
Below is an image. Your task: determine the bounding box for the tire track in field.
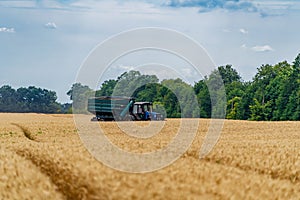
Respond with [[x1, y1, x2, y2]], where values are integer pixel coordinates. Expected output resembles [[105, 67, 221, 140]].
[[0, 148, 65, 200], [182, 150, 300, 185], [15, 147, 106, 200], [11, 123, 39, 142], [10, 123, 106, 199], [202, 155, 299, 184]]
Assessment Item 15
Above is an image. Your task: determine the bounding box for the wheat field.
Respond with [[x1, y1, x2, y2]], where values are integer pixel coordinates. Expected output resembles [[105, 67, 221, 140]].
[[0, 113, 299, 199]]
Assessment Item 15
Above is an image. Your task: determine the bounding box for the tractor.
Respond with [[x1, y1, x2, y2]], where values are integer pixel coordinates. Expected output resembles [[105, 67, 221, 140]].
[[87, 96, 164, 121]]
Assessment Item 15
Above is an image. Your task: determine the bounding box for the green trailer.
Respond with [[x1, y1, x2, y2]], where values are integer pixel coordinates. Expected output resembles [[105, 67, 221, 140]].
[[87, 96, 164, 121]]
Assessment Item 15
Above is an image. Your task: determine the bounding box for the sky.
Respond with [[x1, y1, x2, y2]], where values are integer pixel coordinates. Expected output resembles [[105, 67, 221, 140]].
[[1, 0, 300, 103]]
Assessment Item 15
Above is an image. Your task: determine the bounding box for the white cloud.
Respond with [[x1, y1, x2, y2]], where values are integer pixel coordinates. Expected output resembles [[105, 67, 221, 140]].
[[241, 44, 247, 49], [241, 44, 274, 52], [251, 45, 274, 52], [222, 28, 231, 33], [118, 65, 135, 71], [239, 28, 248, 34], [0, 27, 15, 33], [44, 22, 57, 29]]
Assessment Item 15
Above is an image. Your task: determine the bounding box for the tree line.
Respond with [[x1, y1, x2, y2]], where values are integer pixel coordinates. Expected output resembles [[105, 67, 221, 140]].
[[69, 53, 300, 120], [0, 85, 71, 113], [1, 53, 299, 120]]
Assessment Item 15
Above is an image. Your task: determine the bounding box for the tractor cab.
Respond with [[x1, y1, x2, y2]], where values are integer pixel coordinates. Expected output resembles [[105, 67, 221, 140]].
[[131, 102, 153, 120]]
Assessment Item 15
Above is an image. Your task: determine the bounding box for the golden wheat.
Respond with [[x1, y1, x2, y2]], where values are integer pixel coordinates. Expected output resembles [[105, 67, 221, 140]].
[[0, 113, 299, 199]]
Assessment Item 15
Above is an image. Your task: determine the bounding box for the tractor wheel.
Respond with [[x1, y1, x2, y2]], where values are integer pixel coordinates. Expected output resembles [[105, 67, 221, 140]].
[[123, 115, 133, 121]]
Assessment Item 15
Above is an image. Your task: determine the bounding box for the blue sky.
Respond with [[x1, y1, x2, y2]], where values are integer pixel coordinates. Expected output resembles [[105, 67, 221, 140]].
[[1, 0, 300, 102]]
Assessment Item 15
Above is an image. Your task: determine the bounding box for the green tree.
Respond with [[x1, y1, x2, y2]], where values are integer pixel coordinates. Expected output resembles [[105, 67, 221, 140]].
[[226, 96, 242, 119], [206, 68, 227, 119], [162, 78, 199, 118], [249, 59, 300, 121], [67, 83, 93, 113], [194, 79, 211, 118], [249, 98, 272, 121], [218, 64, 241, 85], [239, 82, 253, 120], [16, 86, 60, 113], [282, 54, 300, 120], [135, 83, 161, 102], [250, 63, 289, 120], [0, 85, 18, 112], [112, 71, 159, 97], [95, 79, 117, 97]]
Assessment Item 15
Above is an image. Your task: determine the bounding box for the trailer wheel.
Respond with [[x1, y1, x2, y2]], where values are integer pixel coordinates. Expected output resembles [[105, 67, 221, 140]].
[[91, 117, 98, 121]]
